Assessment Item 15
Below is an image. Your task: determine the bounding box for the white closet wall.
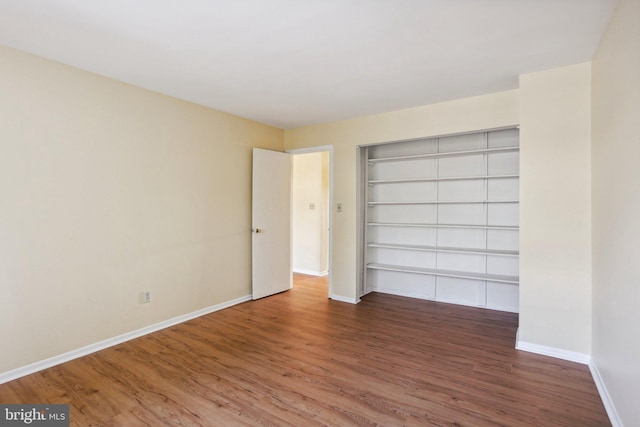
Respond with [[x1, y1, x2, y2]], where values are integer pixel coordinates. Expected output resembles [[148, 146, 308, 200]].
[[363, 128, 519, 312]]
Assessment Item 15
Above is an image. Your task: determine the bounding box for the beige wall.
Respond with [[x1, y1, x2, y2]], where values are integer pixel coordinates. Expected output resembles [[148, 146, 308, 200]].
[[285, 90, 519, 299], [292, 152, 329, 275], [592, 0, 640, 424], [0, 46, 283, 373], [518, 63, 593, 355]]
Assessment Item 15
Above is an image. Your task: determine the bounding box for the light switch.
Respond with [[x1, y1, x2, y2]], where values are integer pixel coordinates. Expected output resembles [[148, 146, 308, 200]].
[[337, 203, 343, 213], [309, 202, 316, 210]]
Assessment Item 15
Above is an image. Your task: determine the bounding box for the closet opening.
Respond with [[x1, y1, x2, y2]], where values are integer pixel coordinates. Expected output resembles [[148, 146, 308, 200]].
[[357, 127, 519, 313]]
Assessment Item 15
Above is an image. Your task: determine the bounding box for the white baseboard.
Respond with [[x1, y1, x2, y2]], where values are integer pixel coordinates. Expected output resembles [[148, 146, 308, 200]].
[[589, 361, 623, 427], [515, 331, 621, 426], [0, 294, 252, 385], [293, 268, 328, 276], [515, 330, 591, 365], [361, 288, 374, 297], [330, 294, 360, 304]]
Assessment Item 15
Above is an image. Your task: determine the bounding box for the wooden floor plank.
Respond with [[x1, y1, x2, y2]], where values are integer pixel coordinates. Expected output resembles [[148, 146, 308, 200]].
[[0, 274, 609, 426]]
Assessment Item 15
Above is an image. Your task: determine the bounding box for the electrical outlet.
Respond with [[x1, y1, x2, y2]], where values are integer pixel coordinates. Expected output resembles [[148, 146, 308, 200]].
[[142, 291, 151, 304], [309, 202, 316, 210]]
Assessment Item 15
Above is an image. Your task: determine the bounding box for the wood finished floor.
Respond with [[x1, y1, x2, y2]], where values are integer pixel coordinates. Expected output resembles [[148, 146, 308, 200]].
[[0, 274, 609, 426]]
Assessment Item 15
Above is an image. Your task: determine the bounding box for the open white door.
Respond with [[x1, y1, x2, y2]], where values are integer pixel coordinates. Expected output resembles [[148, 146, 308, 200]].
[[252, 148, 292, 299]]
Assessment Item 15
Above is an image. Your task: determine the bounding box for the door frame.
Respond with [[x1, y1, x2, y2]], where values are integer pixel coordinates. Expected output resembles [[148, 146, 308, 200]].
[[287, 145, 334, 299]]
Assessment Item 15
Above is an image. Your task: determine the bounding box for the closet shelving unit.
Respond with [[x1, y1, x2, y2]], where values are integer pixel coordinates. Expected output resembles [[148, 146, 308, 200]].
[[363, 128, 520, 312]]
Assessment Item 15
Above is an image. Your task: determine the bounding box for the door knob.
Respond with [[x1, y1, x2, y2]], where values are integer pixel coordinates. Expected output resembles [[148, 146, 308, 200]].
[[253, 228, 263, 233]]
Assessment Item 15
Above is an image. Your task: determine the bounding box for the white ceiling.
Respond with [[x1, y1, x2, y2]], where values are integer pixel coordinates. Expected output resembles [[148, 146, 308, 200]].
[[0, 0, 618, 129]]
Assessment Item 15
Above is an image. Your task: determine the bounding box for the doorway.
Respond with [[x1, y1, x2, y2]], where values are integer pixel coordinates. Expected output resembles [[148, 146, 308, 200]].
[[288, 146, 333, 298]]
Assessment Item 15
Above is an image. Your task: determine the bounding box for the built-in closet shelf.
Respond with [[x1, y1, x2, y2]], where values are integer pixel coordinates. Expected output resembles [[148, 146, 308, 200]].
[[366, 263, 519, 285], [368, 146, 519, 164], [362, 127, 520, 312], [368, 200, 519, 206], [368, 222, 519, 230], [368, 174, 519, 185], [367, 242, 519, 257]]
